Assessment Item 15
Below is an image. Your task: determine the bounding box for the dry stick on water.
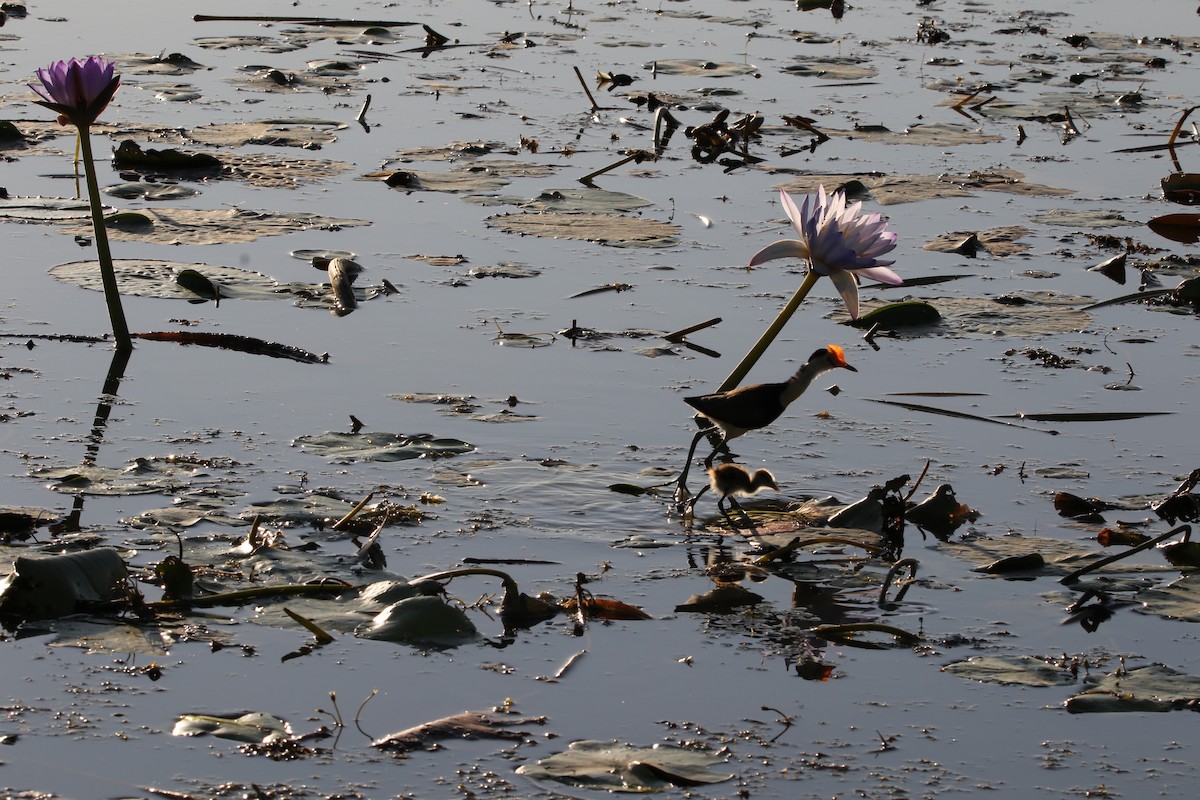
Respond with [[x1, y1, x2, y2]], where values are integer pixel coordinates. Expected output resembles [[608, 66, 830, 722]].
[[578, 150, 653, 185], [331, 491, 375, 530], [663, 317, 721, 343], [1059, 524, 1192, 585], [878, 558, 919, 607], [573, 65, 601, 113], [356, 94, 371, 123]]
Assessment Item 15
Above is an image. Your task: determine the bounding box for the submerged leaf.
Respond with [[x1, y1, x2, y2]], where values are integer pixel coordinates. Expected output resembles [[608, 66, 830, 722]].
[[292, 431, 475, 462]]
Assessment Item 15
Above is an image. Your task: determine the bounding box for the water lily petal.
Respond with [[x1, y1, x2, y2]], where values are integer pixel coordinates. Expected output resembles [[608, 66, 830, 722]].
[[855, 265, 904, 285], [748, 239, 809, 267], [825, 266, 862, 319]]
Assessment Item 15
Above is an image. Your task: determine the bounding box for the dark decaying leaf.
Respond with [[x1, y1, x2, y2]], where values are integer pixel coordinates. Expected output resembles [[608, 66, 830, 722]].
[[1147, 213, 1200, 244], [355, 595, 479, 646], [561, 596, 652, 620], [848, 301, 941, 329], [373, 711, 546, 753], [0, 548, 128, 618]]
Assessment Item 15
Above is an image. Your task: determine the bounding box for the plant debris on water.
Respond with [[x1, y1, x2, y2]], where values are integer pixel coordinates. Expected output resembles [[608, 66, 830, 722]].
[[4, 2, 1200, 798]]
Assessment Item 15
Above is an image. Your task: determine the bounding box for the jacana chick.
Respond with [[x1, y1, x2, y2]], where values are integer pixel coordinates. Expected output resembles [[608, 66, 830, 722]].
[[684, 344, 856, 467], [705, 464, 779, 530]]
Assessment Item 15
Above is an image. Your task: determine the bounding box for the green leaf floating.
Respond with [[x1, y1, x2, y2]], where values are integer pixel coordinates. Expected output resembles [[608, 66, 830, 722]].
[[292, 432, 475, 462], [848, 300, 942, 329]]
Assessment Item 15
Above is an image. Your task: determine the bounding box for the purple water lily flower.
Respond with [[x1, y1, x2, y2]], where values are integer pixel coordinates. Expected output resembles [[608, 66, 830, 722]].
[[29, 56, 120, 127], [749, 186, 901, 319]]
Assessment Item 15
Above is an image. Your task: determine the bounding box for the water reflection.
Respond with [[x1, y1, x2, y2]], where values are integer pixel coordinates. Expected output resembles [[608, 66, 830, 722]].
[[58, 346, 130, 533]]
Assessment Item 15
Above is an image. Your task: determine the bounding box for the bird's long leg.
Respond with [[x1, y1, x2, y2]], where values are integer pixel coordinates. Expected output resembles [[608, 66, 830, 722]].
[[717, 497, 741, 531], [701, 431, 728, 469], [728, 496, 758, 532], [686, 484, 709, 514], [673, 426, 719, 511]]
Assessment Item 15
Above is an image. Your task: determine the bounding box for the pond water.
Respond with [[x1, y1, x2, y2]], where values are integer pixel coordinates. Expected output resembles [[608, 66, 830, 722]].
[[3, 0, 1200, 797]]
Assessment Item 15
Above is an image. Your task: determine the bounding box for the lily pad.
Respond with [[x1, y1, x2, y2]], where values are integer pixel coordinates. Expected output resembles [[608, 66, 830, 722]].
[[103, 182, 200, 201], [647, 59, 757, 78], [519, 188, 653, 213], [486, 212, 680, 248], [1134, 573, 1200, 623], [183, 119, 346, 149], [517, 740, 733, 792], [1066, 664, 1200, 713], [923, 226, 1032, 257], [775, 170, 1070, 205], [941, 655, 1077, 687], [1031, 209, 1138, 228], [292, 432, 475, 462], [0, 196, 108, 222], [60, 208, 369, 245], [782, 56, 876, 81], [49, 260, 282, 300]]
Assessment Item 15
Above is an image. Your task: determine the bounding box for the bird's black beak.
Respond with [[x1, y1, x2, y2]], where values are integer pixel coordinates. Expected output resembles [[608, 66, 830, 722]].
[[842, 363, 858, 372]]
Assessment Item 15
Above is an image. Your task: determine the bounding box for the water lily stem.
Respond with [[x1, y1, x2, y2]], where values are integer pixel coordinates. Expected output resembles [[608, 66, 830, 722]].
[[76, 125, 132, 351], [717, 269, 819, 392]]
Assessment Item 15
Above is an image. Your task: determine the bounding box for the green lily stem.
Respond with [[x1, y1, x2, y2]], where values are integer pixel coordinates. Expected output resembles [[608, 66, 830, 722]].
[[716, 269, 819, 392], [75, 125, 132, 351]]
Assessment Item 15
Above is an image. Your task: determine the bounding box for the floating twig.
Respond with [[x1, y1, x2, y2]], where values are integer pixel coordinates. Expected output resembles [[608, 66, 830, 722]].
[[663, 317, 721, 343], [866, 398, 1059, 435], [1059, 525, 1191, 585], [878, 558, 919, 607], [193, 14, 416, 26], [573, 65, 601, 112]]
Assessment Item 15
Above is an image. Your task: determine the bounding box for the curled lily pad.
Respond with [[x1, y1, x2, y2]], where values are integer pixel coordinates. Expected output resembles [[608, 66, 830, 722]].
[[649, 59, 758, 78], [292, 432, 475, 462], [517, 740, 733, 791], [848, 301, 942, 329], [0, 548, 128, 618], [355, 595, 479, 646], [173, 712, 291, 743], [923, 226, 1032, 257]]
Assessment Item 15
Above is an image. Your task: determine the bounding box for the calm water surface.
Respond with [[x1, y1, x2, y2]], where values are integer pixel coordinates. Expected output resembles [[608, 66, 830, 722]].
[[2, 1, 1200, 797]]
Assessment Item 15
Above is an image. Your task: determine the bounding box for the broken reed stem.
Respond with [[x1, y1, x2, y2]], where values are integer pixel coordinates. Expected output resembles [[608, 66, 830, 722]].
[[1167, 105, 1200, 147], [331, 491, 375, 530], [664, 317, 721, 343], [1059, 524, 1191, 585], [578, 152, 638, 185], [573, 65, 600, 112], [356, 93, 372, 122]]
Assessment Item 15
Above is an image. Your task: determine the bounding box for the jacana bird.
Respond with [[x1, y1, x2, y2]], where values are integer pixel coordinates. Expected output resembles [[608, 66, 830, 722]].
[[684, 344, 857, 468], [703, 464, 778, 529]]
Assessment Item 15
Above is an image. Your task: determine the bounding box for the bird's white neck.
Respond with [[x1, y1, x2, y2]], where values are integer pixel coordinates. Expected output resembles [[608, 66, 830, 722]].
[[780, 359, 831, 407]]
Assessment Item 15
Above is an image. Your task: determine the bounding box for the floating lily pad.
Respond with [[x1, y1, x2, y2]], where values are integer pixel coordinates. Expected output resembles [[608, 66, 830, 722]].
[[923, 226, 1032, 257], [0, 196, 108, 222], [33, 458, 235, 496], [1134, 573, 1200, 623], [103, 182, 200, 201], [782, 56, 876, 81], [292, 432, 475, 462], [1066, 664, 1200, 713], [486, 212, 680, 248], [775, 170, 1070, 205], [50, 260, 282, 300], [60, 208, 368, 245], [1031, 209, 1138, 228], [905, 293, 1091, 337], [517, 740, 733, 792], [116, 51, 208, 75], [183, 119, 346, 148], [647, 59, 758, 78], [519, 188, 653, 213], [941, 655, 1077, 687]]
